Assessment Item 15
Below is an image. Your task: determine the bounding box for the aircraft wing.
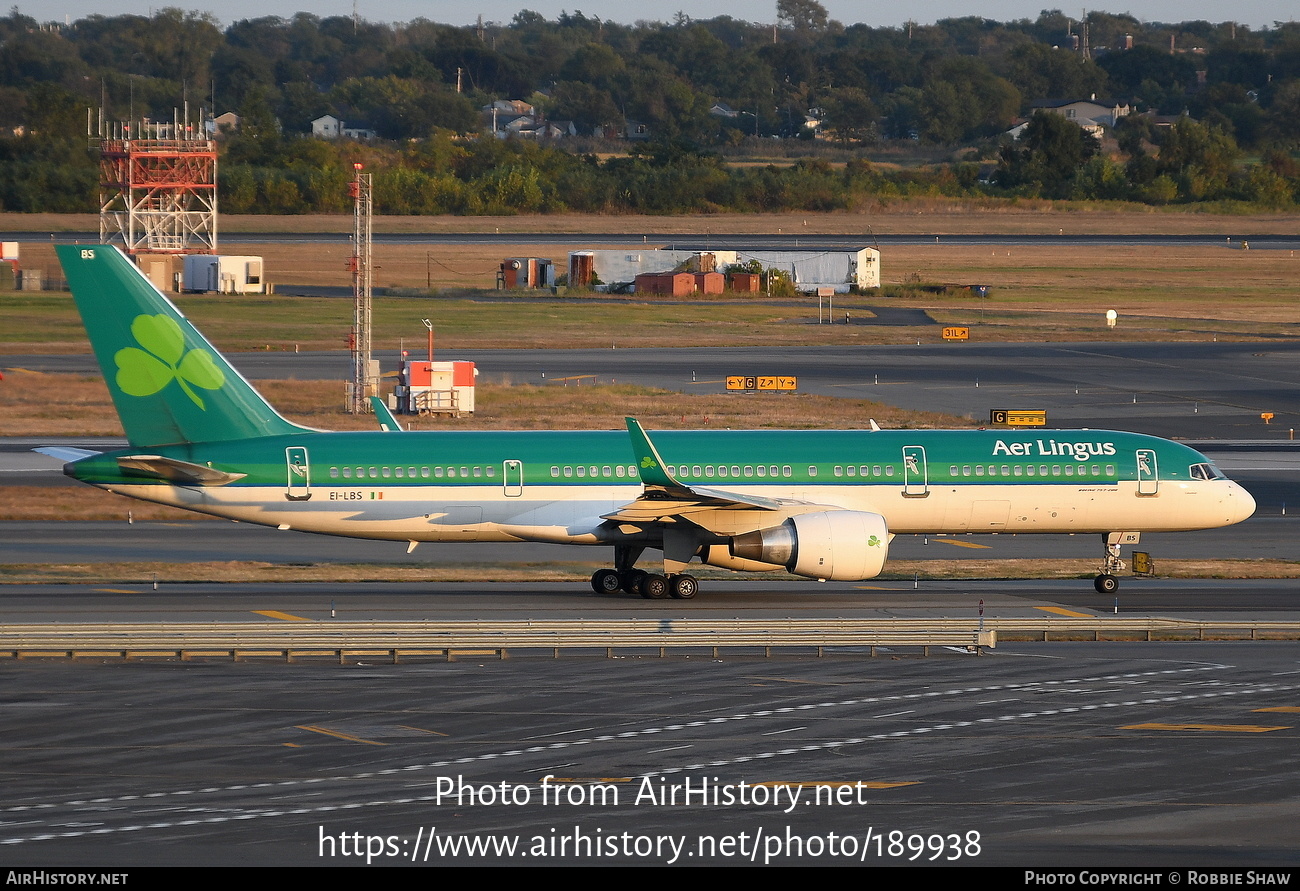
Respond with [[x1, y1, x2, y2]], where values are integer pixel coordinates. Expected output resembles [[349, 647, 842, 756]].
[[601, 487, 800, 523], [609, 418, 832, 531]]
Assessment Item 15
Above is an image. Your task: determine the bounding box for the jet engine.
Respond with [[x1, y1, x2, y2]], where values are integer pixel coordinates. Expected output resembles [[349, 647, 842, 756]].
[[728, 510, 889, 581]]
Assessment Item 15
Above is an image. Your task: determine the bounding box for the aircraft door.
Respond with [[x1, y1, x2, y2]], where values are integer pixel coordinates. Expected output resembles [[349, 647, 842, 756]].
[[1136, 449, 1158, 495], [503, 459, 523, 497], [285, 447, 311, 501], [902, 445, 928, 496]]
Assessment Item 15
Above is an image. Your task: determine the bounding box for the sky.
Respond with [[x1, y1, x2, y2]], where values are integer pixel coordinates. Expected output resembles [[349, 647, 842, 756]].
[[22, 1, 1300, 30]]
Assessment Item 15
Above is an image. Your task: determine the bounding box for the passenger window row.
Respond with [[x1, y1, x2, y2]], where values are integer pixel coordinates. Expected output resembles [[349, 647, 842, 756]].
[[328, 465, 497, 480]]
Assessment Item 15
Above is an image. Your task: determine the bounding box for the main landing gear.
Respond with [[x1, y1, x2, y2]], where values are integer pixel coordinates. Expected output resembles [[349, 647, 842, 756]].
[[1094, 534, 1127, 594], [589, 546, 699, 599], [589, 568, 700, 599]]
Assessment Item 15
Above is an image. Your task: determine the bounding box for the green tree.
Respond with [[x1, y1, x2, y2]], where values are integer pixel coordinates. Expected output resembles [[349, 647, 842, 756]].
[[822, 87, 878, 144], [1155, 117, 1239, 200], [920, 58, 1020, 143], [776, 0, 828, 33], [551, 81, 622, 134], [995, 111, 1100, 198], [1002, 43, 1108, 106]]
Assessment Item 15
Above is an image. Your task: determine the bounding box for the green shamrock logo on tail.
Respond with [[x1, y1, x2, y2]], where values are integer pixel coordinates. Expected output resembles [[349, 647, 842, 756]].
[[114, 314, 224, 409], [640, 456, 657, 469]]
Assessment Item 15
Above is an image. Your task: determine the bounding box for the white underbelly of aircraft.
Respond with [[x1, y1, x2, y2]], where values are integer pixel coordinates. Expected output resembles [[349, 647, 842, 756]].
[[97, 478, 1237, 544], [104, 483, 625, 543]]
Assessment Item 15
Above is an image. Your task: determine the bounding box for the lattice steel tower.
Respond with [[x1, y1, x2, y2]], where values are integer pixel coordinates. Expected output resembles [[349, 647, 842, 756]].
[[348, 164, 374, 414], [98, 117, 217, 254]]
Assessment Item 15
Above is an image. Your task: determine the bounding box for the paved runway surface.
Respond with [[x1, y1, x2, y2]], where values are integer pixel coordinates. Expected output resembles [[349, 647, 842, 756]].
[[1, 577, 1299, 622], [1, 638, 1298, 866]]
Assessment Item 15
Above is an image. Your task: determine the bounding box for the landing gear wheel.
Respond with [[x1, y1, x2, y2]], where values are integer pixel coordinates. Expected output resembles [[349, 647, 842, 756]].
[[623, 570, 648, 597], [1096, 535, 1128, 593], [670, 574, 699, 600], [642, 573, 670, 600], [591, 569, 621, 594]]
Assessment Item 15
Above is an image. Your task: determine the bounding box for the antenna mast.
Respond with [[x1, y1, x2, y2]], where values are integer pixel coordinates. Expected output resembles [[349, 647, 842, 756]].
[[348, 163, 374, 414]]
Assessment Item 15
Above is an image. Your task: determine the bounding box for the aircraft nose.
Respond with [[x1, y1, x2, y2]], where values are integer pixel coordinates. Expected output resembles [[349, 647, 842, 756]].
[[1228, 481, 1256, 524]]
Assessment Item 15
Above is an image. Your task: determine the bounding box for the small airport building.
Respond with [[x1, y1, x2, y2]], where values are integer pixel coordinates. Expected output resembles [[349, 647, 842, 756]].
[[181, 255, 269, 294], [568, 247, 879, 293]]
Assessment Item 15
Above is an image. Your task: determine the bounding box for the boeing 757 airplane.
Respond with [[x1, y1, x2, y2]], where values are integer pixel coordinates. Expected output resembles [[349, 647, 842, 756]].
[[43, 244, 1256, 599]]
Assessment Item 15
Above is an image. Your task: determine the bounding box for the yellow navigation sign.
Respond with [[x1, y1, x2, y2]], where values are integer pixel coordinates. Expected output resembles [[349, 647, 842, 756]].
[[990, 409, 1047, 427], [943, 326, 969, 341], [727, 375, 797, 392]]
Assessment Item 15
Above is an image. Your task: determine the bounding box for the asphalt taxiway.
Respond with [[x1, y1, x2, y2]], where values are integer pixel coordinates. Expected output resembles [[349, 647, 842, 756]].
[[0, 577, 1298, 623], [1, 640, 1298, 865]]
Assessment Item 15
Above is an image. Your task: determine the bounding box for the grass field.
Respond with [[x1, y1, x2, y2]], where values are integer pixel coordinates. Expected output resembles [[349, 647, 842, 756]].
[[4, 240, 1298, 352], [5, 204, 1300, 235], [0, 376, 972, 438], [6, 206, 1297, 353]]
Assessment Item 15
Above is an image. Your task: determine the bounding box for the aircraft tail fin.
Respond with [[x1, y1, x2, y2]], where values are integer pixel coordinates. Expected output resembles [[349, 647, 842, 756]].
[[56, 245, 312, 447]]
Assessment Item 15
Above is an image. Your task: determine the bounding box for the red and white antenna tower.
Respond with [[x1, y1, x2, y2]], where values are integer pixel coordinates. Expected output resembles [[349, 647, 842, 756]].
[[348, 163, 374, 414], [98, 112, 217, 255]]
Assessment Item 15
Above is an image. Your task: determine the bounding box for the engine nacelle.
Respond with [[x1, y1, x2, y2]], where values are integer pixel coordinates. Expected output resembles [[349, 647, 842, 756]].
[[699, 544, 785, 573], [729, 510, 889, 581]]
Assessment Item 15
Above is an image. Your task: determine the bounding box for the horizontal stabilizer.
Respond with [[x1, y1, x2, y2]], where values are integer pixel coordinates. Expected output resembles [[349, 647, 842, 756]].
[[115, 455, 247, 486], [34, 446, 102, 463]]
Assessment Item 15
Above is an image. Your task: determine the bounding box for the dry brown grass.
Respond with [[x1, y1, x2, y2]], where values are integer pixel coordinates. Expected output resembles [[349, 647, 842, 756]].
[[0, 374, 970, 439], [0, 487, 206, 521], [8, 206, 1300, 236], [0, 372, 120, 435], [891, 243, 1300, 323]]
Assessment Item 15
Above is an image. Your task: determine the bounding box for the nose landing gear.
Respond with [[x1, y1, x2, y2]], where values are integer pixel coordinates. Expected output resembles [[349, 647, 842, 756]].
[[1094, 534, 1129, 593]]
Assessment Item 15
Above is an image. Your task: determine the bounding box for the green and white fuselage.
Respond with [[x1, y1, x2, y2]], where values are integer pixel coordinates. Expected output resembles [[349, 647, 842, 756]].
[[66, 427, 1251, 542], [49, 244, 1255, 593]]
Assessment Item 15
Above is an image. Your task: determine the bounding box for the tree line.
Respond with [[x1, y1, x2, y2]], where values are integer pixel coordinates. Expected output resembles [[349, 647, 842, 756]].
[[0, 5, 1298, 213]]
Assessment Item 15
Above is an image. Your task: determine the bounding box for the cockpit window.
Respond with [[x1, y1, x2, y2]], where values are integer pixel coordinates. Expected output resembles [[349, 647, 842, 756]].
[[1189, 463, 1226, 480]]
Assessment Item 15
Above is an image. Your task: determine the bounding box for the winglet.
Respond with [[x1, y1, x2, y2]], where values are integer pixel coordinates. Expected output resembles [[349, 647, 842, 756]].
[[624, 417, 680, 488], [369, 396, 404, 432]]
